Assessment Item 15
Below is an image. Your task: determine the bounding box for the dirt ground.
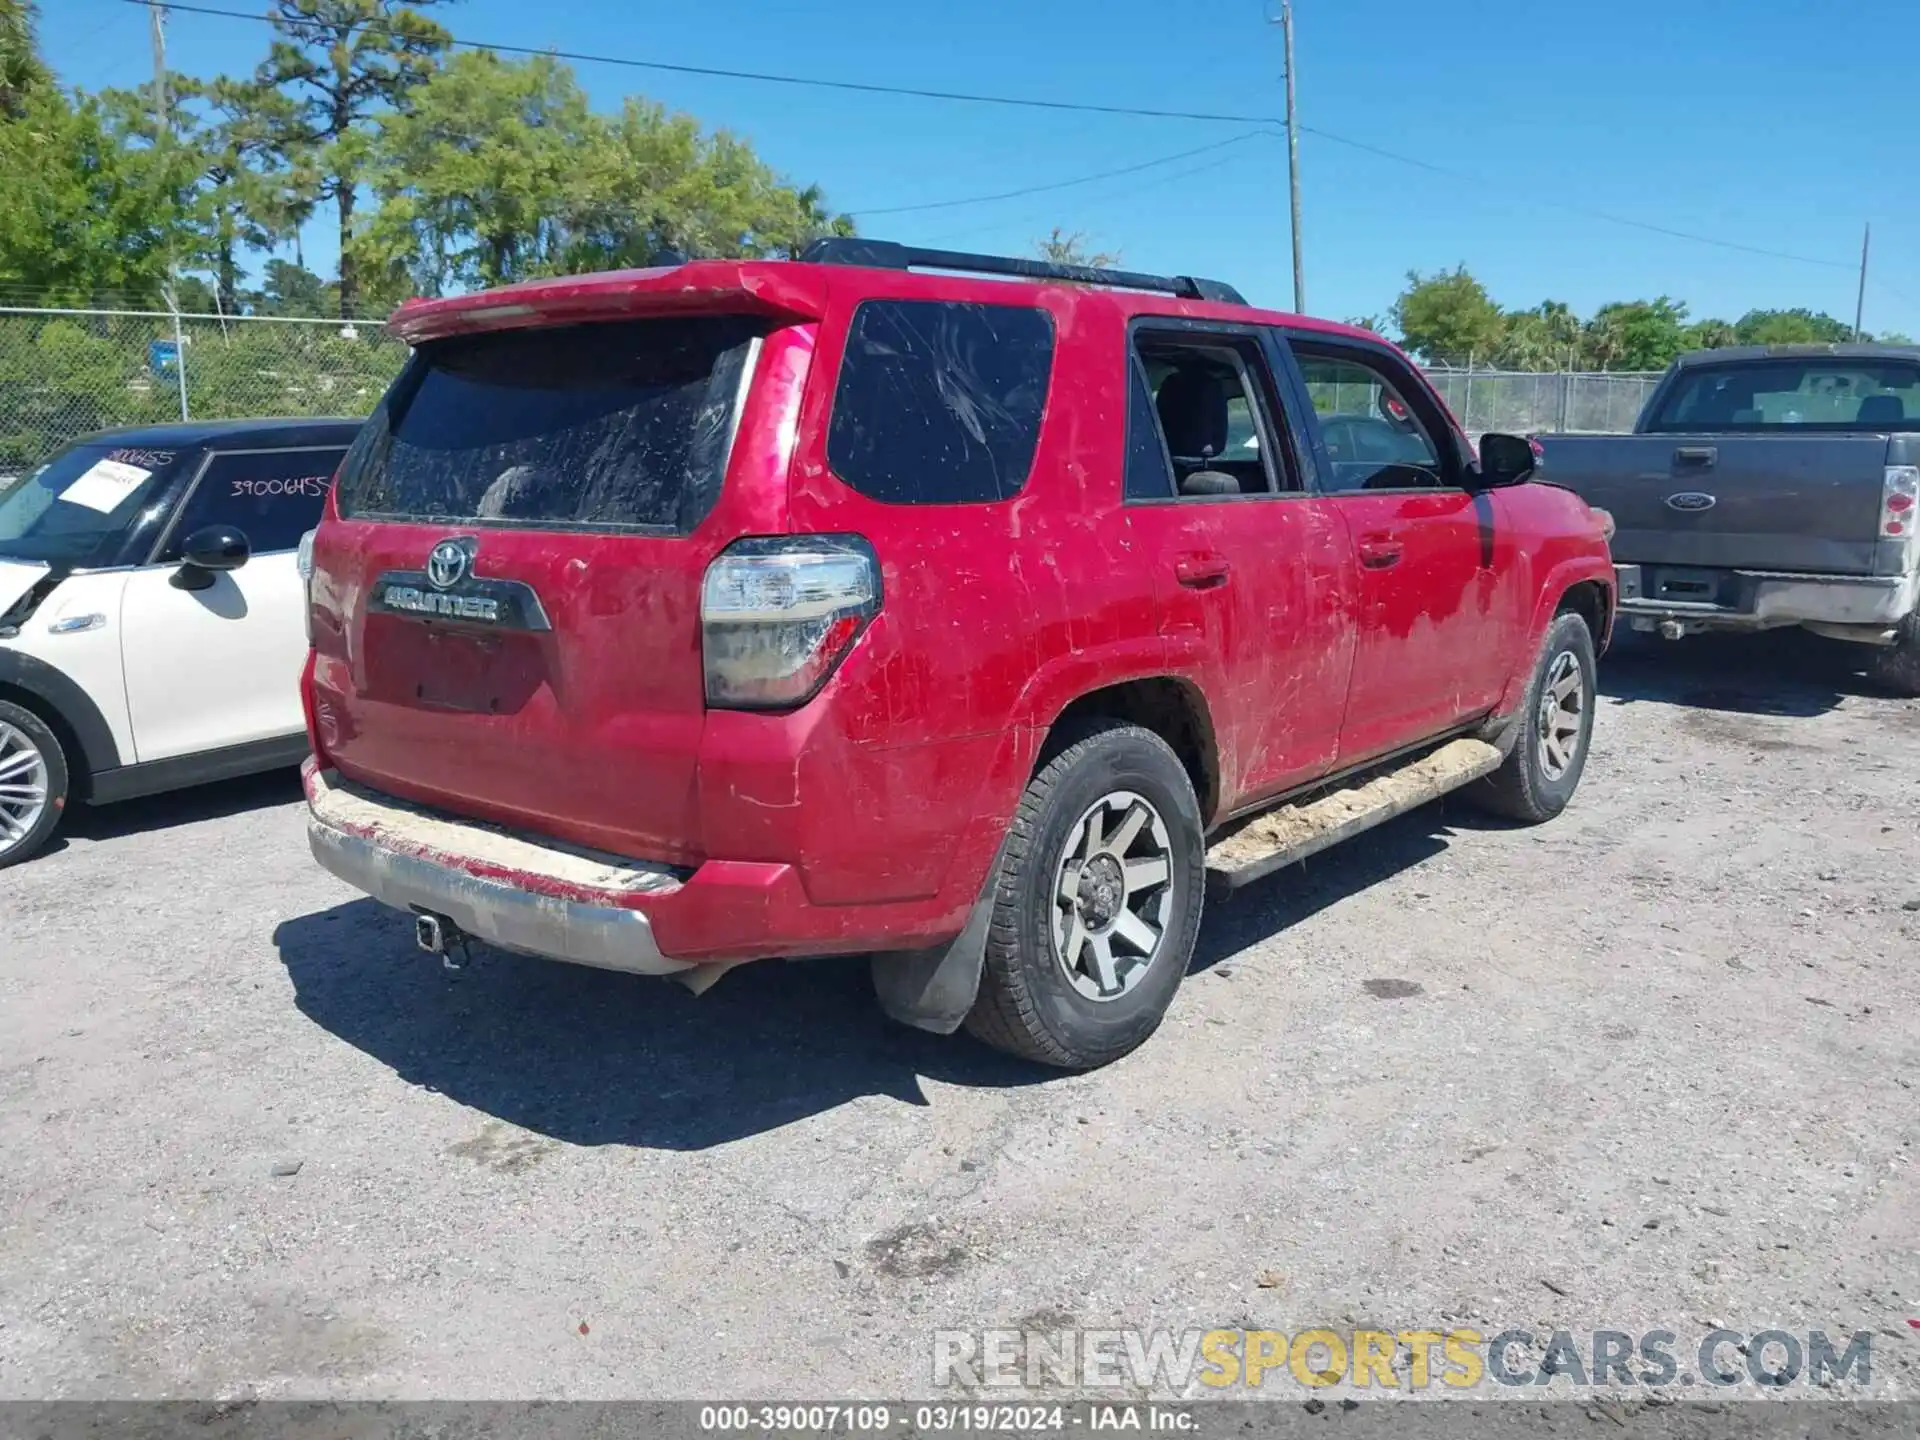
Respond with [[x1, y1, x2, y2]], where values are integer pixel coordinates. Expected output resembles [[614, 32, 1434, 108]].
[[2, 631, 1917, 1403]]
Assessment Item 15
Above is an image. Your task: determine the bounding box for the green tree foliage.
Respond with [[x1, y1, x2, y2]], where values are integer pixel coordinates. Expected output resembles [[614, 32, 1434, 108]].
[[1389, 268, 1879, 371], [0, 84, 203, 305], [362, 52, 854, 293], [1582, 297, 1690, 371], [1492, 300, 1581, 370], [0, 0, 46, 118], [562, 95, 854, 269], [362, 50, 598, 294], [1391, 266, 1505, 365], [249, 257, 333, 315], [1732, 308, 1856, 346], [248, 0, 453, 317], [1035, 228, 1120, 269]]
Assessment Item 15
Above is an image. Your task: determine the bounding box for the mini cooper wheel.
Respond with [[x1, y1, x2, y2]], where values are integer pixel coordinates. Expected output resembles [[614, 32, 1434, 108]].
[[0, 701, 68, 869], [965, 720, 1205, 1069]]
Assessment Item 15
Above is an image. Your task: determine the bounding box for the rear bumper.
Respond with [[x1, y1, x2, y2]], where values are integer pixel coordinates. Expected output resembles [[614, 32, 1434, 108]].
[[306, 763, 693, 976], [302, 762, 977, 971], [1614, 563, 1917, 633]]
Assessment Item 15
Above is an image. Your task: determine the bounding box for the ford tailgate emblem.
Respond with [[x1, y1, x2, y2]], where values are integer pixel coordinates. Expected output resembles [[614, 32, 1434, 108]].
[[1665, 491, 1717, 512], [426, 538, 472, 589]]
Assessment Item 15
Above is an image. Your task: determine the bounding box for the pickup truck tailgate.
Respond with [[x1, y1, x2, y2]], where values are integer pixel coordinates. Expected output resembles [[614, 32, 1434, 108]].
[[1544, 433, 1888, 574]]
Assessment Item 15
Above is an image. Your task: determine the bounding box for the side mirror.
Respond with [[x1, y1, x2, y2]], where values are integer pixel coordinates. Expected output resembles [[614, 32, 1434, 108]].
[[1474, 432, 1539, 489], [171, 525, 251, 591]]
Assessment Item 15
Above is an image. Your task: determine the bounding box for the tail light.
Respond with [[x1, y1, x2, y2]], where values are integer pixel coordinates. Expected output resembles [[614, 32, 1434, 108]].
[[296, 528, 317, 644], [701, 535, 880, 710], [1882, 465, 1917, 540]]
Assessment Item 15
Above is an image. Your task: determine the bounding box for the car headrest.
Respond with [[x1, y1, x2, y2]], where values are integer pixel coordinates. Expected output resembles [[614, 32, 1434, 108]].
[[1155, 368, 1229, 459]]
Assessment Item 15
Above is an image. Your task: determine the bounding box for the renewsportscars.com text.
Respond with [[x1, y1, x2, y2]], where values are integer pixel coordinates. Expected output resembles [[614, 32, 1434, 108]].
[[932, 1326, 1876, 1393]]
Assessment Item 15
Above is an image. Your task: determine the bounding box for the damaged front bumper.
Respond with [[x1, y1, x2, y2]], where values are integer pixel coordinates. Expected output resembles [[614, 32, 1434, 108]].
[[304, 762, 695, 977]]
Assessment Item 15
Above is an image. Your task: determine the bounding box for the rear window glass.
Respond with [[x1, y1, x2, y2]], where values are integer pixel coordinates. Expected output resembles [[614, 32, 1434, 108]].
[[338, 316, 763, 532], [827, 299, 1054, 505], [1647, 360, 1920, 432]]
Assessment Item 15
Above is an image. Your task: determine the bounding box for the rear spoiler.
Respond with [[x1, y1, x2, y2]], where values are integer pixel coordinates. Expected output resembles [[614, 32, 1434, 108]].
[[389, 262, 829, 346]]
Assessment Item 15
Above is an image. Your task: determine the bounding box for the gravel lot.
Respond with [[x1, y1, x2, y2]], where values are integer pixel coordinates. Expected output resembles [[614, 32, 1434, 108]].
[[3, 633, 1918, 1403]]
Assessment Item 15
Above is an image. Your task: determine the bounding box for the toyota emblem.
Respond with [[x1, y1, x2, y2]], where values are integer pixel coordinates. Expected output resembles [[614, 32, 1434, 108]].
[[1665, 492, 1717, 513], [426, 538, 471, 589]]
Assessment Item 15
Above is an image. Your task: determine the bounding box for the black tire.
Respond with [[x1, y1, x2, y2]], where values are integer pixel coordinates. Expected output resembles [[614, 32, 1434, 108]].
[[1468, 610, 1597, 825], [1868, 613, 1920, 698], [964, 720, 1205, 1070], [0, 698, 70, 870]]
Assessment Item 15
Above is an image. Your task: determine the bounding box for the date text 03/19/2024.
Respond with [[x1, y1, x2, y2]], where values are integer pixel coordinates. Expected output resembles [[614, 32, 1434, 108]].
[[698, 1405, 1194, 1432]]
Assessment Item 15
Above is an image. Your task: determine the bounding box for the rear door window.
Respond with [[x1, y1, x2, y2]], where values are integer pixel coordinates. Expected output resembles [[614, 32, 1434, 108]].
[[827, 299, 1054, 504], [337, 316, 765, 533], [161, 446, 347, 559]]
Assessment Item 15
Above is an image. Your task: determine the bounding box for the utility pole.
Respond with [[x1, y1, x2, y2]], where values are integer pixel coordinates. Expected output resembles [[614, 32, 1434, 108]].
[[148, 1, 169, 128], [148, 1, 190, 420], [1853, 222, 1871, 341], [1279, 0, 1305, 312]]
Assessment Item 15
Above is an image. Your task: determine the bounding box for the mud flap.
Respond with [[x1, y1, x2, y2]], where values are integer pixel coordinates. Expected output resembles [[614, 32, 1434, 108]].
[[869, 884, 997, 1036]]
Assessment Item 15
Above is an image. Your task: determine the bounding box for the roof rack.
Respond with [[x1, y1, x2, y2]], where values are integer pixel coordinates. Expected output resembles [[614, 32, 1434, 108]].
[[799, 238, 1248, 307]]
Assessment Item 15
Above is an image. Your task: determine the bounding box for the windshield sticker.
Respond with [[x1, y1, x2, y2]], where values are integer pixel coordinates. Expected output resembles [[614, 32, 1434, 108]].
[[58, 458, 153, 514], [233, 474, 332, 499], [105, 447, 174, 470]]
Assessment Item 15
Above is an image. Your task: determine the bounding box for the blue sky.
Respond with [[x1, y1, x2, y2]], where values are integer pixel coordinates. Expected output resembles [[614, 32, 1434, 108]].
[[44, 0, 1920, 334]]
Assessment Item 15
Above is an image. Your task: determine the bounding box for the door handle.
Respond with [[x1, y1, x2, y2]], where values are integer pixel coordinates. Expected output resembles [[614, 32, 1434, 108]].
[[1174, 554, 1231, 588], [1674, 446, 1716, 468], [1356, 534, 1403, 569]]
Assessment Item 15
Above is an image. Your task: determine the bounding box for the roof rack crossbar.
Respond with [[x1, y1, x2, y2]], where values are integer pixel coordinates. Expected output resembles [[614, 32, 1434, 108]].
[[799, 238, 1246, 307]]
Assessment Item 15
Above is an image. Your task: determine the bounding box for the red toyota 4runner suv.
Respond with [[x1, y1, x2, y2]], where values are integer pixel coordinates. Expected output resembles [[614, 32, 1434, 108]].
[[300, 240, 1615, 1070]]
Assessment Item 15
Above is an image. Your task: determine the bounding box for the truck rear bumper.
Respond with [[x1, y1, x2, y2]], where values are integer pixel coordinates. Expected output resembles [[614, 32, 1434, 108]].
[[306, 762, 695, 976], [1615, 564, 1917, 637], [302, 761, 979, 972]]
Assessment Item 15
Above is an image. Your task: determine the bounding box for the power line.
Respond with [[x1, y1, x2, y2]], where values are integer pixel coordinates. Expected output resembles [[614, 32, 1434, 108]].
[[131, 0, 1868, 274], [922, 152, 1255, 248], [1300, 126, 1856, 272], [125, 0, 1282, 125], [852, 130, 1276, 217]]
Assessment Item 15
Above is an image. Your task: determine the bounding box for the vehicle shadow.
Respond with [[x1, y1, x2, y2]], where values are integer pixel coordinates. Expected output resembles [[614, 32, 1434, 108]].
[[60, 768, 304, 849], [273, 803, 1459, 1151], [274, 899, 1055, 1151], [1596, 628, 1886, 717], [1191, 804, 1457, 972]]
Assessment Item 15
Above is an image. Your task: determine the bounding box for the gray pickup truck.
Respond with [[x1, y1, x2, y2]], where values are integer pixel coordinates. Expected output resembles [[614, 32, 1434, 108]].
[[1537, 343, 1920, 694]]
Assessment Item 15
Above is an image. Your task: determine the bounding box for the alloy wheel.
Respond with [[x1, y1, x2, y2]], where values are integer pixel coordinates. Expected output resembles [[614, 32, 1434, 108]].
[[1052, 789, 1176, 1002]]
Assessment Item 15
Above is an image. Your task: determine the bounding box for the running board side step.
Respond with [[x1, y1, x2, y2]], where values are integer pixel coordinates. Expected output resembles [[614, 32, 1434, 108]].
[[1204, 738, 1503, 895]]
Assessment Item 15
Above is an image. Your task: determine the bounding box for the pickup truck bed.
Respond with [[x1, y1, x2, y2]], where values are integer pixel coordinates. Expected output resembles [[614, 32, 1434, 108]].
[[1534, 345, 1920, 694]]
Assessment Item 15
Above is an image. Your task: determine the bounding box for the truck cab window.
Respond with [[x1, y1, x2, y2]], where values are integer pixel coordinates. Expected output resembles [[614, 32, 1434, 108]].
[[1649, 360, 1920, 431]]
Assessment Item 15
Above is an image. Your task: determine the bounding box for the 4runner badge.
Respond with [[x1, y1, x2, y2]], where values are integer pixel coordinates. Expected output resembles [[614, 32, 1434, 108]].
[[368, 537, 552, 631]]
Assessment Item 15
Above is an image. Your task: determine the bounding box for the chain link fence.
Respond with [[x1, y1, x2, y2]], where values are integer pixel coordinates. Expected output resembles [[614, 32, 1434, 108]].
[[0, 307, 408, 472], [0, 305, 1667, 473], [1424, 365, 1663, 437]]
